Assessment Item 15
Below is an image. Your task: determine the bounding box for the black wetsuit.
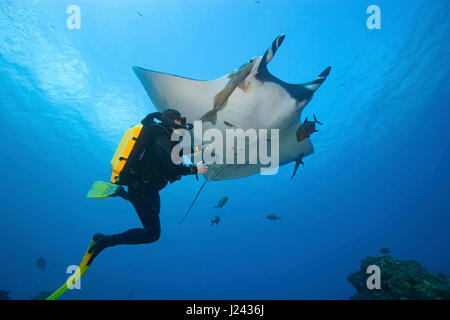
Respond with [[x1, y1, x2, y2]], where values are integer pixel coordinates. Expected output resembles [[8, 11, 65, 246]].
[[89, 122, 196, 262], [108, 184, 162, 245]]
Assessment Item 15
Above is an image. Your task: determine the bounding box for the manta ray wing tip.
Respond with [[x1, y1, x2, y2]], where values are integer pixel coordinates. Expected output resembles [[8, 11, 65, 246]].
[[132, 66, 143, 75], [320, 66, 332, 77]]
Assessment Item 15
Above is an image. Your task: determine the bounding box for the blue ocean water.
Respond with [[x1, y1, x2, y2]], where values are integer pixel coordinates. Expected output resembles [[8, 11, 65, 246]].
[[0, 0, 449, 300]]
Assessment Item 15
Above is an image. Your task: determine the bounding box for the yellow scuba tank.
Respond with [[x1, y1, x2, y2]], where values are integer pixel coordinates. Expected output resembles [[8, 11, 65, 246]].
[[110, 124, 143, 183]]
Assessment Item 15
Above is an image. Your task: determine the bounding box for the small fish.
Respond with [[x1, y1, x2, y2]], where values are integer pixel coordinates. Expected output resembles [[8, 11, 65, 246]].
[[211, 216, 221, 226], [135, 10, 144, 17], [267, 214, 281, 221], [201, 61, 255, 125], [48, 23, 56, 29], [296, 114, 322, 142], [36, 257, 46, 271], [214, 197, 229, 208], [290, 153, 304, 180], [380, 248, 390, 254]]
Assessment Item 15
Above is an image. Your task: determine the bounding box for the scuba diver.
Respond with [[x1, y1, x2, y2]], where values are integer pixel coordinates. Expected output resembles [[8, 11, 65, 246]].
[[87, 109, 208, 265]]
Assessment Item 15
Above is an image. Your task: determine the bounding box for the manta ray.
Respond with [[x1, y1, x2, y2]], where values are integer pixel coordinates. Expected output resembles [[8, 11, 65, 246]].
[[133, 34, 330, 183]]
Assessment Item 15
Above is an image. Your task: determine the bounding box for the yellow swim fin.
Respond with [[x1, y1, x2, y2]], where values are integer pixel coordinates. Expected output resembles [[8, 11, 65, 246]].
[[46, 240, 95, 300], [87, 181, 119, 198]]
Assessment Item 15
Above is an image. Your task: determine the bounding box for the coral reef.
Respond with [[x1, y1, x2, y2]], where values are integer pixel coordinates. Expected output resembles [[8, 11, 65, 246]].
[[348, 255, 450, 300]]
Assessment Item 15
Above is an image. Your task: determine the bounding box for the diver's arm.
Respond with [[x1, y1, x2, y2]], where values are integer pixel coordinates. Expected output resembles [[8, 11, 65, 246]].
[[177, 145, 196, 157], [154, 140, 198, 176]]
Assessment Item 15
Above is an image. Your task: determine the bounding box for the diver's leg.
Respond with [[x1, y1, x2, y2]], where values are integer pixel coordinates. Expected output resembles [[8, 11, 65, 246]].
[[88, 189, 161, 264], [108, 191, 161, 244]]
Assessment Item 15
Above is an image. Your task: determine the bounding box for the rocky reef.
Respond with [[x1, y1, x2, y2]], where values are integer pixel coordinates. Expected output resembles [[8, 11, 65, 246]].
[[348, 255, 450, 300]]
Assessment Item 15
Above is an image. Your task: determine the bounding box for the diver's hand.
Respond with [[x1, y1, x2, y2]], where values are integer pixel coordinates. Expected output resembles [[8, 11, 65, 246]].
[[197, 163, 208, 175], [202, 143, 214, 152]]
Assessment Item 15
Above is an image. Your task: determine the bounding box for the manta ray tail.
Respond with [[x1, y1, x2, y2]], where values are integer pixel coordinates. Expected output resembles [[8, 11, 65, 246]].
[[305, 66, 332, 92], [200, 109, 218, 125], [179, 179, 208, 224]]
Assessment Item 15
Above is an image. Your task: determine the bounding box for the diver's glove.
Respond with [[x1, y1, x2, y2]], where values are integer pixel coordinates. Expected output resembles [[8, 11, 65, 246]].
[[190, 164, 199, 180]]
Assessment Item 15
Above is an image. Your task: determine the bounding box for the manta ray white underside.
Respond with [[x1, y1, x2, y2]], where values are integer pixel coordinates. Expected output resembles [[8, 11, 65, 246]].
[[133, 35, 330, 181]]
